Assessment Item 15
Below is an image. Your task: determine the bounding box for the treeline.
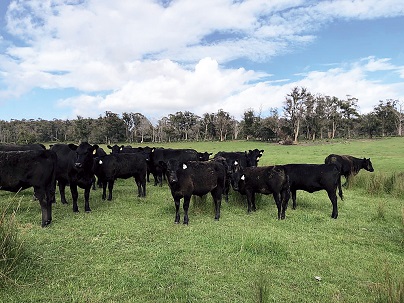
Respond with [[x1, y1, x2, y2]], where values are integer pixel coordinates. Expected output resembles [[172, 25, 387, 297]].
[[0, 87, 402, 144]]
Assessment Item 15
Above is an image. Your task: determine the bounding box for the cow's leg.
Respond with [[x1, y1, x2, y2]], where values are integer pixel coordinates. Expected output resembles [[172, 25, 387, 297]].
[[140, 177, 146, 197], [327, 190, 338, 219], [59, 181, 68, 204], [280, 188, 290, 220], [291, 189, 297, 209], [107, 180, 114, 201], [102, 181, 107, 200], [70, 184, 79, 212], [174, 197, 181, 224], [211, 189, 222, 221], [251, 192, 256, 212], [224, 179, 230, 203], [273, 192, 282, 220], [84, 186, 91, 212], [246, 191, 254, 213], [183, 196, 191, 225], [35, 187, 52, 227], [92, 176, 96, 190]]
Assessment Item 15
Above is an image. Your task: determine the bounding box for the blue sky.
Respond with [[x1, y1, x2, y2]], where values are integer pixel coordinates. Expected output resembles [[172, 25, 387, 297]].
[[0, 0, 404, 123]]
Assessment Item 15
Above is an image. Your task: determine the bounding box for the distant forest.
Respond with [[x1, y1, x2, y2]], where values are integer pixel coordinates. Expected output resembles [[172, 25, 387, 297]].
[[1, 87, 402, 144]]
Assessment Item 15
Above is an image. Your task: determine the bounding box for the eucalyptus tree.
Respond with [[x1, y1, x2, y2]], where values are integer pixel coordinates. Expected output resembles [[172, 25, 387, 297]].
[[201, 113, 216, 141], [324, 96, 341, 139], [283, 86, 310, 143], [373, 99, 401, 136], [214, 109, 233, 141], [74, 116, 94, 142], [358, 112, 380, 138], [339, 96, 360, 139]]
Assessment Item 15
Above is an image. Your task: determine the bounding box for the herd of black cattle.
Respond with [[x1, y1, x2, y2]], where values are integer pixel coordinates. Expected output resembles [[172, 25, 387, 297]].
[[0, 142, 374, 227]]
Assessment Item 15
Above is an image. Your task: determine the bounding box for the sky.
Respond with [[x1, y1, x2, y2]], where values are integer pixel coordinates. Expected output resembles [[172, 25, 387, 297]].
[[0, 0, 404, 124]]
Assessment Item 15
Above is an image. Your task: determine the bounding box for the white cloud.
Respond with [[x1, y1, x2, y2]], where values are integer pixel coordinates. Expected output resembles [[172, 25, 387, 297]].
[[55, 56, 404, 121], [1, 0, 404, 121]]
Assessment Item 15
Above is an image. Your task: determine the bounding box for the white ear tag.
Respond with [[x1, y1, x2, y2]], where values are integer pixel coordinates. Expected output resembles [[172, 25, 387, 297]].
[[234, 161, 238, 165], [99, 160, 103, 164], [183, 164, 187, 170], [241, 175, 245, 180]]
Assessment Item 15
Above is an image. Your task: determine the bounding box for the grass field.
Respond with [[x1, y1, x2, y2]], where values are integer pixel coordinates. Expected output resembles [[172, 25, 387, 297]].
[[0, 137, 403, 302]]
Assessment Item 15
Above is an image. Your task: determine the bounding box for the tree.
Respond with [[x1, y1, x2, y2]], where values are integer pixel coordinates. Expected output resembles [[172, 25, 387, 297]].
[[201, 113, 216, 141], [339, 96, 359, 139], [214, 109, 232, 141], [359, 113, 379, 138], [373, 99, 400, 136], [74, 116, 93, 142], [284, 86, 310, 143], [324, 96, 340, 139], [101, 111, 126, 144]]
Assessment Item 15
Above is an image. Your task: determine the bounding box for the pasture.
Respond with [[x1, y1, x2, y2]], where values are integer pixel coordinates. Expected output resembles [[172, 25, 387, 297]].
[[0, 138, 403, 302]]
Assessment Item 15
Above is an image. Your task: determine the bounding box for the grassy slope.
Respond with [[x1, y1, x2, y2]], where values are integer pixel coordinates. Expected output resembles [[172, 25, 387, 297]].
[[0, 138, 403, 302]]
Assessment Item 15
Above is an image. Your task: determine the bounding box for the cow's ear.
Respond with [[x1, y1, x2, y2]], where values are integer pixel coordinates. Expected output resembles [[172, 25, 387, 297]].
[[68, 144, 78, 151]]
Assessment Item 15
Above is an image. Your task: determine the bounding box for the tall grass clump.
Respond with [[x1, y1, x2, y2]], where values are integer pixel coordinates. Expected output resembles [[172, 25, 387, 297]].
[[0, 201, 25, 286], [350, 172, 404, 198], [373, 267, 404, 303]]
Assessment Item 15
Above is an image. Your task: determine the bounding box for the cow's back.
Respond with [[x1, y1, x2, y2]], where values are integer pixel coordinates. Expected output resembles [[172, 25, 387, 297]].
[[284, 164, 340, 191], [0, 143, 46, 151], [0, 150, 57, 192]]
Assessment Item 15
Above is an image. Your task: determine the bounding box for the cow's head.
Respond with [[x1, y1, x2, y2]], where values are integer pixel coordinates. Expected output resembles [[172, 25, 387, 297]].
[[363, 158, 374, 172], [166, 159, 186, 188], [107, 144, 122, 154], [230, 160, 245, 191], [245, 149, 264, 167], [69, 142, 98, 169], [197, 152, 212, 161]]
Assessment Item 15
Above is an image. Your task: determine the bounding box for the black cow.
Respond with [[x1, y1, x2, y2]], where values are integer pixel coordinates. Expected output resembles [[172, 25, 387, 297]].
[[325, 154, 374, 186], [92, 147, 107, 190], [107, 145, 154, 182], [214, 149, 264, 201], [51, 142, 98, 212], [0, 143, 46, 151], [150, 148, 199, 187], [0, 150, 57, 227], [93, 153, 147, 200], [166, 159, 226, 224], [231, 162, 290, 219], [214, 149, 264, 169], [107, 144, 144, 154], [283, 164, 343, 219]]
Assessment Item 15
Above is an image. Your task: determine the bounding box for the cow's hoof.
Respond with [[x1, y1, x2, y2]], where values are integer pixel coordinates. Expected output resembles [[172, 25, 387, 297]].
[[41, 220, 52, 227]]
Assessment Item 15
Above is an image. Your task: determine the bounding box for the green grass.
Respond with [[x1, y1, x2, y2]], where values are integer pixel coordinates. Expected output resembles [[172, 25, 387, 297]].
[[1, 137, 403, 302]]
